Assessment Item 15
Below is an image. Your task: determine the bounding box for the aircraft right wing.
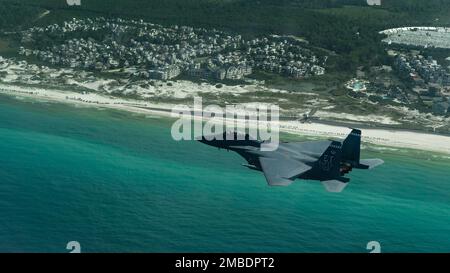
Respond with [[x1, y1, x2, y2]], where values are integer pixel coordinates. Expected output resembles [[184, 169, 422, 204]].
[[259, 157, 312, 186]]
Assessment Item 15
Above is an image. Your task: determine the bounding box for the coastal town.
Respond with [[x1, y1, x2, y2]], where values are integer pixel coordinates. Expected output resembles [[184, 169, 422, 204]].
[[394, 51, 450, 115], [16, 17, 326, 81], [343, 26, 450, 120], [345, 49, 450, 117], [0, 16, 449, 133]]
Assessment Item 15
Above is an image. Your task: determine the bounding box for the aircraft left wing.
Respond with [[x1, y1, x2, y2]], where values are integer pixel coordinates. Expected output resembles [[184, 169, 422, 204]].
[[259, 157, 312, 186]]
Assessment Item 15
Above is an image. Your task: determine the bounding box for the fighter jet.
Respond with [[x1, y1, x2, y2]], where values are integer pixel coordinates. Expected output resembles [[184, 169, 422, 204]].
[[198, 129, 383, 192]]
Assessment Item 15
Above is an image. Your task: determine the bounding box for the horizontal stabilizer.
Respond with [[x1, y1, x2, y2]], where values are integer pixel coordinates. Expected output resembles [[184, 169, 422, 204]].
[[322, 180, 348, 193], [357, 159, 384, 169]]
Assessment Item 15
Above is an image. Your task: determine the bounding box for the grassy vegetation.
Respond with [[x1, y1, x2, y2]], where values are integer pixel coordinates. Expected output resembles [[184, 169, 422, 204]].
[[0, 39, 11, 52], [0, 2, 45, 30]]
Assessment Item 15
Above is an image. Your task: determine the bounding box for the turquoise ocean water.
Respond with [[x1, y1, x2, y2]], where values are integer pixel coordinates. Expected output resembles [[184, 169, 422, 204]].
[[0, 95, 449, 253]]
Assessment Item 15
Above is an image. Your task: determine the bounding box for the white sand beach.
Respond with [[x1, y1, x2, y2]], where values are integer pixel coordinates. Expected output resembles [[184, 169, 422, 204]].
[[1, 83, 450, 155]]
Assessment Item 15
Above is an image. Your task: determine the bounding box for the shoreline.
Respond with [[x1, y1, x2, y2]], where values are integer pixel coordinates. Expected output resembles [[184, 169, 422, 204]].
[[1, 83, 450, 155]]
